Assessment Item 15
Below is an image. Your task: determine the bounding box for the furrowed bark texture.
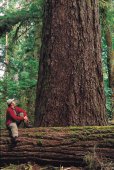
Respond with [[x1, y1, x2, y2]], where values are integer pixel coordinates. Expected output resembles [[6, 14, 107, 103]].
[[35, 0, 107, 126], [0, 127, 114, 166]]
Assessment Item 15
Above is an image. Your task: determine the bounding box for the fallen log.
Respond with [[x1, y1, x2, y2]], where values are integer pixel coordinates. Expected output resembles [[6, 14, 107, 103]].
[[0, 126, 114, 167]]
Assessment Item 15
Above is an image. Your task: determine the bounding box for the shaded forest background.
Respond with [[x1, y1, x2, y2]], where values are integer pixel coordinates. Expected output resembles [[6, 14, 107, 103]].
[[0, 0, 114, 128]]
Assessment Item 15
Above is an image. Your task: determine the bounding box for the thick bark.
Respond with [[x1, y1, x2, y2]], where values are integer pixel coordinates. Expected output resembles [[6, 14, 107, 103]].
[[0, 126, 114, 167], [35, 0, 107, 126]]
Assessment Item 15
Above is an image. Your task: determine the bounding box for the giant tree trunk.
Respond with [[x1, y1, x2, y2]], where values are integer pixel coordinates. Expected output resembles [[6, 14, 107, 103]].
[[34, 0, 107, 126], [0, 127, 114, 167]]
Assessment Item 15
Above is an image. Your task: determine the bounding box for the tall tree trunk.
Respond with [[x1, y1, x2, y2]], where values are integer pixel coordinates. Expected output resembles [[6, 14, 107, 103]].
[[34, 0, 107, 126]]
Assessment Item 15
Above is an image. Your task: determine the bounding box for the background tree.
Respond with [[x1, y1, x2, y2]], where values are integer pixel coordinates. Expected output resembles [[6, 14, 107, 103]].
[[34, 0, 108, 126], [100, 0, 114, 120]]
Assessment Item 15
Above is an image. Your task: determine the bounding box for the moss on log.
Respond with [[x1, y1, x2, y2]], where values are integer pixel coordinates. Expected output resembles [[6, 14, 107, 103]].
[[0, 126, 114, 166]]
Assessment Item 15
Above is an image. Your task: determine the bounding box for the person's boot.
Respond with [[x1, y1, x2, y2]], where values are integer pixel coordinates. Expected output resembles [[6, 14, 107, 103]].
[[12, 136, 18, 144], [24, 122, 33, 128]]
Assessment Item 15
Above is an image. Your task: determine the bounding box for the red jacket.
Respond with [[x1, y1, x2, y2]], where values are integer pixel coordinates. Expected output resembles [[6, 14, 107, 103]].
[[6, 106, 27, 126]]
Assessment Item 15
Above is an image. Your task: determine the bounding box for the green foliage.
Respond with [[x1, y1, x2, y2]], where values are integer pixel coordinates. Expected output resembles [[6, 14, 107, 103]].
[[100, 0, 114, 119], [100, 0, 114, 32], [1, 0, 44, 16], [0, 0, 43, 129], [99, 0, 110, 9]]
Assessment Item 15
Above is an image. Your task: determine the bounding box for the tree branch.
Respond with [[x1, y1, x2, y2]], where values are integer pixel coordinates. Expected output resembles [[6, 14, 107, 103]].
[[0, 10, 40, 37]]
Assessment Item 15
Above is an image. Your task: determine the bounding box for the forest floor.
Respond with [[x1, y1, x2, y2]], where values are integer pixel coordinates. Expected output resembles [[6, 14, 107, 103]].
[[1, 162, 114, 170], [0, 163, 84, 170]]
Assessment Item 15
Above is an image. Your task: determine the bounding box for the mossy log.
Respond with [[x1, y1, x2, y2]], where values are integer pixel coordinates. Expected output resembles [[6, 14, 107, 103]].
[[0, 126, 114, 166]]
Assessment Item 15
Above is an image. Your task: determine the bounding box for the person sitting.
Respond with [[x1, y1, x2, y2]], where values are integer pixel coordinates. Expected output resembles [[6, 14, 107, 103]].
[[6, 98, 32, 143]]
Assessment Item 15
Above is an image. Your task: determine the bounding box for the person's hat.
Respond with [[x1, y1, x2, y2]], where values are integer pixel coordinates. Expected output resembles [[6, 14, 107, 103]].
[[7, 99, 15, 105]]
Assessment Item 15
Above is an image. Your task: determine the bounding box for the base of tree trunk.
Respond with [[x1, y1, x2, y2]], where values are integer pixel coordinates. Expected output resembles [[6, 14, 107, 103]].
[[0, 126, 114, 168]]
